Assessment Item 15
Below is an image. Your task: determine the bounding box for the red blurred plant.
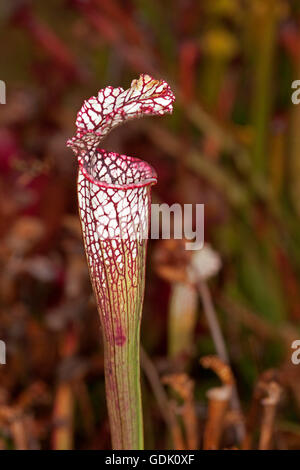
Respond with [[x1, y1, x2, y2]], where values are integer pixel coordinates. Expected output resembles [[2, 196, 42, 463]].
[[13, 3, 82, 81], [67, 74, 175, 449]]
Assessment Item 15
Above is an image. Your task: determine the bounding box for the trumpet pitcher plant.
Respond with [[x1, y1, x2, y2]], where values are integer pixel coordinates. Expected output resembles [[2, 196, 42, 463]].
[[67, 74, 175, 449]]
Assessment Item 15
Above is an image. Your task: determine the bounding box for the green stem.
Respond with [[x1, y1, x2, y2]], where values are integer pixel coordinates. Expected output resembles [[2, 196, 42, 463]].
[[95, 238, 146, 450], [104, 326, 143, 449]]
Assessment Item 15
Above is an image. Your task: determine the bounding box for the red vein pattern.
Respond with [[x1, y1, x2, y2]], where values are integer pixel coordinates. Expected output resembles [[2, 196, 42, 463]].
[[67, 74, 175, 449], [77, 149, 157, 345], [67, 73, 175, 160]]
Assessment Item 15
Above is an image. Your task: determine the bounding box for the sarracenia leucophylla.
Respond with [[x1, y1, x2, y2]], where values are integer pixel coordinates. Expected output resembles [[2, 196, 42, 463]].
[[67, 75, 175, 449]]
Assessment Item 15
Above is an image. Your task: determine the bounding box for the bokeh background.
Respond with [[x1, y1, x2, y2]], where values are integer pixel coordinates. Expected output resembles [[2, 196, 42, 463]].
[[1, 0, 300, 450]]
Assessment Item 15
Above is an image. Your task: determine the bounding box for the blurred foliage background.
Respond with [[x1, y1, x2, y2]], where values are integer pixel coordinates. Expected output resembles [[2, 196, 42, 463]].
[[1, 0, 300, 450]]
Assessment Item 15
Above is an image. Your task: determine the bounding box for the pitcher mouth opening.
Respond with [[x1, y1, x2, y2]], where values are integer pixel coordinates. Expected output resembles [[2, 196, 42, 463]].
[[78, 148, 157, 190]]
